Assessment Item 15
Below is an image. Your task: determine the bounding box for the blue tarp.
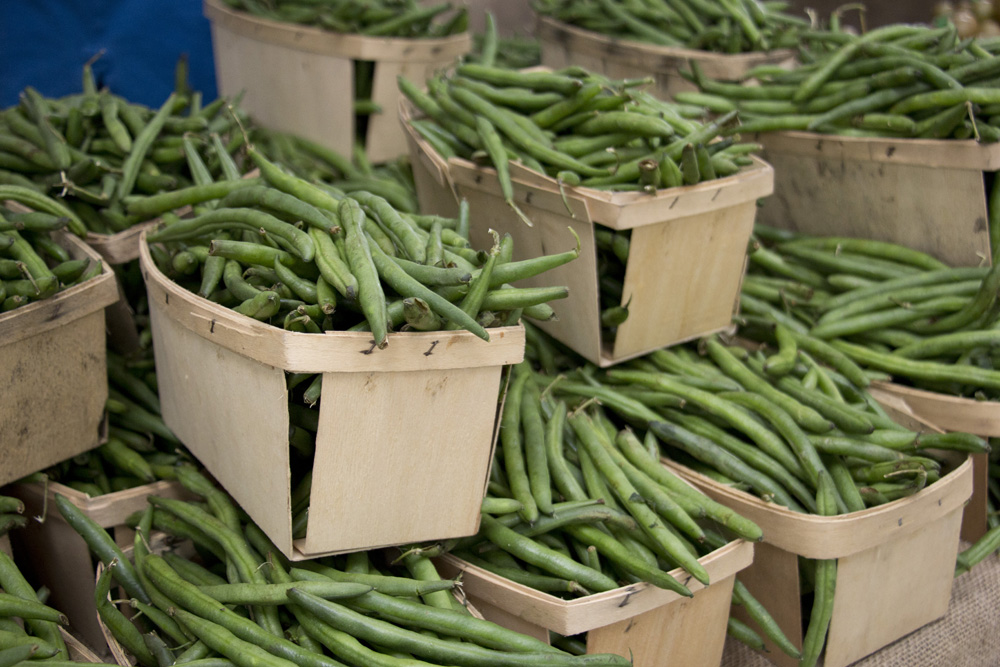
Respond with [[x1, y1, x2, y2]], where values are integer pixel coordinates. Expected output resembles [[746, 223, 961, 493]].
[[1, 0, 218, 109]]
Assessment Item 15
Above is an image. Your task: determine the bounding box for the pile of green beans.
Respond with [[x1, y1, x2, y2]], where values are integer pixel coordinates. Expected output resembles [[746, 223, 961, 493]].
[[594, 226, 631, 345], [220, 0, 468, 38], [514, 326, 985, 664], [534, 0, 810, 53], [0, 63, 252, 236], [398, 64, 763, 210], [689, 22, 1000, 140], [452, 361, 764, 595], [250, 129, 419, 214], [0, 550, 81, 663], [740, 225, 1000, 401], [142, 146, 575, 347], [56, 469, 634, 667], [0, 201, 105, 312]]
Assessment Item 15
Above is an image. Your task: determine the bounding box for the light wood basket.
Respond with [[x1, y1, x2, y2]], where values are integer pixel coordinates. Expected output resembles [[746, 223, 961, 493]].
[[401, 97, 774, 367], [0, 232, 117, 486], [140, 232, 525, 560], [204, 0, 471, 164], [5, 480, 192, 650], [668, 455, 974, 667], [436, 538, 754, 667]]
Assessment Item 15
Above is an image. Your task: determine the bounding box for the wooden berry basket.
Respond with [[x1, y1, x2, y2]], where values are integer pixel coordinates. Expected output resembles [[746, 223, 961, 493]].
[[0, 231, 117, 487], [870, 381, 1000, 543], [203, 0, 471, 164], [667, 455, 974, 667], [140, 233, 525, 560], [401, 98, 774, 367], [5, 479, 192, 650]]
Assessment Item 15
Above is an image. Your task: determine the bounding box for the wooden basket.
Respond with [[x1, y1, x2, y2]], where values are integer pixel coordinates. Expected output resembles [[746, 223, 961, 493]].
[[4, 479, 192, 650], [870, 381, 999, 544], [139, 233, 525, 560], [536, 15, 795, 102], [401, 100, 774, 367], [436, 538, 753, 666], [0, 232, 117, 486], [753, 131, 1000, 267], [667, 456, 974, 667], [203, 0, 471, 164]]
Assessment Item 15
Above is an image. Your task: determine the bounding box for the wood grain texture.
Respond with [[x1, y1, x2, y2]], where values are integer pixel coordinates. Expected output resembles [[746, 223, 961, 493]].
[[824, 508, 963, 667], [755, 132, 994, 267], [587, 573, 737, 666]]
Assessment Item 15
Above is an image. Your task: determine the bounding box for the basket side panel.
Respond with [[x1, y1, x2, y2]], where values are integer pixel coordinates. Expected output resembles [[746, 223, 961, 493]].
[[587, 573, 736, 665], [303, 365, 502, 554], [825, 507, 963, 667], [149, 291, 293, 556], [0, 311, 105, 486], [757, 149, 990, 268], [612, 200, 755, 361], [210, 22, 354, 157]]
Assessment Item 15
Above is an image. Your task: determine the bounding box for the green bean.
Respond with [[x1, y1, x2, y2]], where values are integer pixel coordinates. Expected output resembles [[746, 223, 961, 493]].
[[338, 198, 387, 347], [116, 93, 176, 200]]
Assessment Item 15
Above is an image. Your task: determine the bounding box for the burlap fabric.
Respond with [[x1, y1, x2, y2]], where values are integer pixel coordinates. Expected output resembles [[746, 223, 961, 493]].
[[721, 546, 1000, 667]]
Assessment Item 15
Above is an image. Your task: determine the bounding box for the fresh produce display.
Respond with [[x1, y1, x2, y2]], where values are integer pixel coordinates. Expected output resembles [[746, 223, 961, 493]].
[[57, 470, 635, 667], [141, 146, 575, 347], [430, 349, 800, 659], [219, 0, 469, 37], [139, 145, 576, 537], [739, 225, 1000, 577], [4, 5, 1000, 667], [0, 63, 250, 236], [533, 0, 809, 53], [0, 210, 104, 312], [400, 65, 761, 197], [741, 225, 1000, 400], [507, 326, 984, 664], [399, 64, 762, 341], [688, 22, 1000, 139]]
